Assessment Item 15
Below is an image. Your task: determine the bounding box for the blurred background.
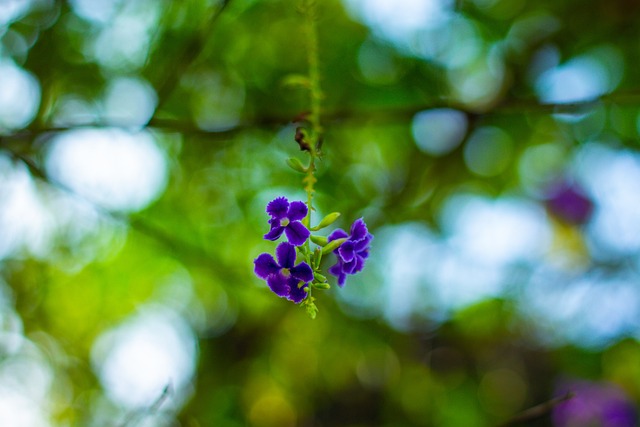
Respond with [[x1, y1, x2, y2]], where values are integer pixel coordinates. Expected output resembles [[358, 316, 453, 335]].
[[1, 0, 640, 425]]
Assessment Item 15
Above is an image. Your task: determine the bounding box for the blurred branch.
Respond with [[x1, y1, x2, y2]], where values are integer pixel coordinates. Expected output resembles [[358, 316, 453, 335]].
[[152, 0, 232, 113], [4, 88, 640, 142], [1, 117, 253, 141], [1, 146, 235, 280], [118, 384, 172, 427], [327, 87, 640, 123], [497, 392, 574, 426]]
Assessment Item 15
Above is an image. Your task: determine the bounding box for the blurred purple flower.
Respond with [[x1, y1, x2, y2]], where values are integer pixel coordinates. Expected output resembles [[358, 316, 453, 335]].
[[553, 380, 637, 427], [328, 218, 373, 287], [545, 181, 594, 225], [254, 242, 314, 303], [263, 197, 310, 246]]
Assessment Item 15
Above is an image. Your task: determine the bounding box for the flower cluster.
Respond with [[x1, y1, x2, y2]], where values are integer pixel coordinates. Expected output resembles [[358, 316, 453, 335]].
[[254, 242, 313, 303], [253, 196, 372, 314], [545, 180, 594, 226], [328, 218, 372, 287], [263, 197, 310, 246], [553, 380, 637, 427]]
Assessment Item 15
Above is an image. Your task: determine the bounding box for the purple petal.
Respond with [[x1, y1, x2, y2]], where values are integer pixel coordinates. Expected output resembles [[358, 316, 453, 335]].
[[328, 261, 342, 276], [545, 183, 594, 225], [328, 228, 348, 242], [352, 255, 365, 273], [267, 273, 290, 298], [338, 240, 355, 262], [275, 242, 297, 268], [287, 278, 308, 303], [337, 273, 347, 287], [350, 218, 369, 241], [287, 201, 308, 221], [264, 225, 285, 241], [354, 234, 372, 252], [343, 259, 358, 275], [266, 197, 289, 219], [268, 217, 280, 227], [328, 262, 347, 287], [284, 221, 310, 246], [291, 262, 313, 283], [254, 253, 280, 279]]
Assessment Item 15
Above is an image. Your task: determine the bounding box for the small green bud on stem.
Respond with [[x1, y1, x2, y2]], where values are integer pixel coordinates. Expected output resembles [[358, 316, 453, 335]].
[[314, 272, 328, 283], [310, 235, 328, 246], [310, 212, 341, 231], [313, 247, 322, 267], [313, 282, 330, 290], [321, 237, 347, 254], [286, 157, 307, 173]]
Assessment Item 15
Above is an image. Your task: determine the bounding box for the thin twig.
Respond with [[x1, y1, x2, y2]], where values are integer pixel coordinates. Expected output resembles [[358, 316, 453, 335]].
[[117, 384, 172, 427], [497, 392, 574, 426], [153, 0, 232, 112], [5, 88, 640, 143], [2, 147, 235, 279]]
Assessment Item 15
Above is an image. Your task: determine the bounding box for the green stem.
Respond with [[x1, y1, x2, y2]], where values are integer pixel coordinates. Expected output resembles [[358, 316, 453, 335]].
[[300, 0, 322, 313], [306, 2, 322, 144], [301, 0, 321, 228]]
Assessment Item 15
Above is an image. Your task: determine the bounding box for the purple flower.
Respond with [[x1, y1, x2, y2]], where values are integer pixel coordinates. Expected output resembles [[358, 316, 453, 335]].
[[327, 218, 372, 287], [553, 380, 637, 427], [263, 197, 310, 246], [545, 181, 594, 225], [254, 242, 314, 303]]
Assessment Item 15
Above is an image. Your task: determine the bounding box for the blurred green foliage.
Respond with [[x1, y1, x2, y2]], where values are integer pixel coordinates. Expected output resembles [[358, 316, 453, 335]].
[[1, 0, 640, 426]]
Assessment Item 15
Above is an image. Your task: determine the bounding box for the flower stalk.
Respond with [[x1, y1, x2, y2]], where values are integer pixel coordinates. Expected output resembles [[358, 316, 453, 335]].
[[299, 0, 323, 317], [252, 1, 372, 319]]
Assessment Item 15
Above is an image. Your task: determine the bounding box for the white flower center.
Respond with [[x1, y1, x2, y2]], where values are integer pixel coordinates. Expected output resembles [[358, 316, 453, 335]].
[[280, 218, 290, 227], [281, 268, 291, 278]]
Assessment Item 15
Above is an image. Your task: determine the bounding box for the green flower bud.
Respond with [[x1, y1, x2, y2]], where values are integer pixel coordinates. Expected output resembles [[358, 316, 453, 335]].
[[314, 272, 328, 283], [313, 247, 323, 267], [306, 304, 317, 319], [310, 235, 328, 246], [286, 157, 307, 173], [321, 237, 347, 254], [313, 282, 330, 290], [303, 299, 318, 319], [310, 212, 341, 231]]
